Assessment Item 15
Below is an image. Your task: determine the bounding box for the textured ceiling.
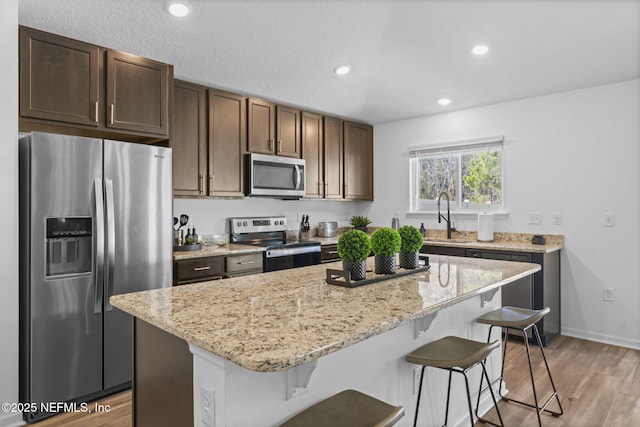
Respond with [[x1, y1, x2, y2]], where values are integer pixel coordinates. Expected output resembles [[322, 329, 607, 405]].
[[18, 0, 640, 125]]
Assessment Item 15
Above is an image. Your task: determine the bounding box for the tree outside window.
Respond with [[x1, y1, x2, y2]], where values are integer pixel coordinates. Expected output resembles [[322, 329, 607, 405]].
[[410, 139, 503, 211]]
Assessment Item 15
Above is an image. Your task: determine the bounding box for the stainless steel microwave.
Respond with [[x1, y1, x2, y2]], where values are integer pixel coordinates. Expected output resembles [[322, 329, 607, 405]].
[[245, 153, 306, 199]]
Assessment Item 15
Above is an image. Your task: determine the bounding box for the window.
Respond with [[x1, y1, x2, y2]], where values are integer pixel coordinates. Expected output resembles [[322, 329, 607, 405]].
[[409, 137, 503, 212]]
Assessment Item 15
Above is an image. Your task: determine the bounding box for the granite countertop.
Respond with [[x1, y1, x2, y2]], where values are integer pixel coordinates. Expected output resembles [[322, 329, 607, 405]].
[[111, 256, 539, 372], [173, 244, 265, 261], [423, 231, 563, 253], [311, 231, 563, 253]]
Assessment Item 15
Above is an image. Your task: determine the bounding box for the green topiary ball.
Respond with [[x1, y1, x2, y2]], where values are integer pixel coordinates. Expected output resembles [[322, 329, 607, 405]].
[[398, 225, 424, 253], [370, 227, 401, 257], [337, 229, 371, 262]]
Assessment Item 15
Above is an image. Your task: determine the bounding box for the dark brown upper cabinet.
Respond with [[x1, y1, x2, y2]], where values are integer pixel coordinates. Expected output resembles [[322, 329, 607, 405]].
[[171, 82, 245, 198], [208, 89, 246, 197], [301, 111, 324, 198], [106, 50, 171, 136], [19, 26, 100, 127], [344, 121, 374, 201], [323, 116, 344, 199], [171, 80, 207, 196], [275, 105, 301, 158], [19, 26, 172, 142], [247, 98, 300, 158], [247, 98, 275, 155]]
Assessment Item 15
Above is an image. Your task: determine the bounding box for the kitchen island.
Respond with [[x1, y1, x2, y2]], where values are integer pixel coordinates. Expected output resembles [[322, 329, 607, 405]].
[[111, 255, 540, 427]]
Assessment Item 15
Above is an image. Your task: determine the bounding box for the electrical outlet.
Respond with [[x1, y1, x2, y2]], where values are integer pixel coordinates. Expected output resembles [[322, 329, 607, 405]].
[[603, 288, 614, 302], [413, 367, 423, 394], [603, 213, 614, 227], [552, 212, 562, 225], [201, 385, 214, 426], [528, 212, 541, 225]]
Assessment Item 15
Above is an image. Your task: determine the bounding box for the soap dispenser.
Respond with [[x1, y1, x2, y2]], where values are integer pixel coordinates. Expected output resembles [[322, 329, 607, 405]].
[[419, 223, 426, 237]]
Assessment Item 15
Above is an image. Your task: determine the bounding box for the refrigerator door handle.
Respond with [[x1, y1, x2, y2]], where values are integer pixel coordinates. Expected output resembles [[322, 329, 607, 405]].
[[104, 178, 116, 311], [94, 178, 105, 314]]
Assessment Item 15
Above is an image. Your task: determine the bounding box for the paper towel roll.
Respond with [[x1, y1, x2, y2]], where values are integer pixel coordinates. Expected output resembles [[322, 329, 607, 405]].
[[477, 213, 494, 242]]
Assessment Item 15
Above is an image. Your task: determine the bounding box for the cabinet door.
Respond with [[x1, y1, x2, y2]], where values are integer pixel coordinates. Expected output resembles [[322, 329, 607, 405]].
[[106, 50, 171, 136], [171, 80, 207, 196], [247, 98, 275, 154], [276, 105, 301, 158], [344, 121, 373, 200], [301, 111, 324, 198], [209, 89, 246, 197], [19, 26, 100, 126], [323, 116, 344, 199]]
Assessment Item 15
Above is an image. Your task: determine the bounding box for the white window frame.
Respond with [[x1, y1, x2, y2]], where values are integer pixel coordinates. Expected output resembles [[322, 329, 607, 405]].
[[409, 135, 504, 213]]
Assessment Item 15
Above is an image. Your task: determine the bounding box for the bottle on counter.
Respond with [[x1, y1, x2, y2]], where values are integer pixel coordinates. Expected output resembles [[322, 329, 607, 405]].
[[419, 223, 426, 237], [184, 227, 195, 245], [192, 226, 199, 243]]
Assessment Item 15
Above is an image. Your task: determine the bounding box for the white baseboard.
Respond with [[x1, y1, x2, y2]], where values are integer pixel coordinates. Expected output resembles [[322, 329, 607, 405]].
[[0, 412, 25, 427], [562, 327, 640, 351]]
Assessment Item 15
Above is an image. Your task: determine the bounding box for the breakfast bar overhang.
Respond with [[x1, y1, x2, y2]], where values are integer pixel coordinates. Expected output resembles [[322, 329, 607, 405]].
[[111, 255, 540, 427]]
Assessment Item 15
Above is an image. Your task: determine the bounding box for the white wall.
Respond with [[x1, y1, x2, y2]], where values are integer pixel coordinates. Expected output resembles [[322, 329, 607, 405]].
[[370, 80, 640, 349], [173, 198, 368, 236], [0, 1, 21, 426]]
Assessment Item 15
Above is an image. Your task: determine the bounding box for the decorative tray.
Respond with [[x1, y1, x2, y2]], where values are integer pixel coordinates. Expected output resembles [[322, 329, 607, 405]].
[[173, 243, 202, 252], [326, 263, 431, 288]]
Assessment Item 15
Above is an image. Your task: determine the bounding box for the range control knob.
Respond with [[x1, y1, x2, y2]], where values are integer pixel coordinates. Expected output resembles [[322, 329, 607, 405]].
[[243, 221, 248, 226], [236, 221, 242, 227]]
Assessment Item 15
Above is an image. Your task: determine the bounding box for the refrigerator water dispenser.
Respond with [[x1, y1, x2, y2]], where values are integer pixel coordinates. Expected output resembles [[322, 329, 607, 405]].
[[45, 217, 92, 277]]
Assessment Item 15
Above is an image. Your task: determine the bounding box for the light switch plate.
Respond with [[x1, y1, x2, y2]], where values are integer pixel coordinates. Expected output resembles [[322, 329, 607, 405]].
[[528, 212, 541, 225]]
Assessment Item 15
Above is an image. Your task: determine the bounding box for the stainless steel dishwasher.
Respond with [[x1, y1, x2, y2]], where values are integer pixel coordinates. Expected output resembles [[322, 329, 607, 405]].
[[466, 248, 560, 345]]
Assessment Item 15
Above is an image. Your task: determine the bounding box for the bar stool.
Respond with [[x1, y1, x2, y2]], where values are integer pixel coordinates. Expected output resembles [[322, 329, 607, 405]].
[[279, 389, 405, 427], [475, 306, 563, 426], [405, 336, 504, 427]]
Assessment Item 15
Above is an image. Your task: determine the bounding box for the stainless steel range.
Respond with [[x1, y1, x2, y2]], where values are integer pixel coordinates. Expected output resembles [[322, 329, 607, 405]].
[[230, 216, 321, 272]]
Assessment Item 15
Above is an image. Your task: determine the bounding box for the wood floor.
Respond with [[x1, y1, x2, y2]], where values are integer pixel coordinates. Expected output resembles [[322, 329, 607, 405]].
[[33, 335, 639, 426]]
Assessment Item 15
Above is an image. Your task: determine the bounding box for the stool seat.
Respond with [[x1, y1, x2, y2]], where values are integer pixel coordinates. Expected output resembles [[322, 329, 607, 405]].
[[406, 336, 499, 369], [476, 306, 550, 329], [280, 389, 405, 427]]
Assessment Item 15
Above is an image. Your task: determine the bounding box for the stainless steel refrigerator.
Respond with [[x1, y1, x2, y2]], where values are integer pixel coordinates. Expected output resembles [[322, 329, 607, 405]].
[[19, 132, 173, 422]]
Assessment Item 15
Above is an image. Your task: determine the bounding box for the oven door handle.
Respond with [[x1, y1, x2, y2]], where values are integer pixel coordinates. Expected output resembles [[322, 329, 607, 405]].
[[266, 246, 321, 258]]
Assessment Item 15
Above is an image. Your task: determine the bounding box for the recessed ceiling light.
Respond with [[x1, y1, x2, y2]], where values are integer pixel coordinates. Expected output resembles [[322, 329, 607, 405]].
[[166, 1, 191, 17], [437, 98, 451, 106], [471, 45, 489, 55], [333, 65, 352, 76]]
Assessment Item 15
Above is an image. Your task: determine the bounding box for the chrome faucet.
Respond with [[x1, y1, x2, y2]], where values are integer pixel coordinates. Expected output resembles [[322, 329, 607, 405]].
[[437, 191, 455, 239]]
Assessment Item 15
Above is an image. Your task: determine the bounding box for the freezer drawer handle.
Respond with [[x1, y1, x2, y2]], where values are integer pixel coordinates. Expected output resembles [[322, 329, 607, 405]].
[[193, 266, 211, 271]]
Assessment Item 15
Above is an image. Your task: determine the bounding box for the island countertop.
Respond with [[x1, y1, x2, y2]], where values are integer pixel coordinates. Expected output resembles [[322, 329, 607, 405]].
[[110, 256, 539, 373]]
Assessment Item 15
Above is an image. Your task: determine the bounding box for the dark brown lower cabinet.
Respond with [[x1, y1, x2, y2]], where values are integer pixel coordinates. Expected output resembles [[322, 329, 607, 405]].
[[134, 319, 193, 427]]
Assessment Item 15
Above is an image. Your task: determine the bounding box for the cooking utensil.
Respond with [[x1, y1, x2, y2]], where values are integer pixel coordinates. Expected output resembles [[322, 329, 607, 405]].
[[173, 217, 178, 229], [178, 214, 189, 230]]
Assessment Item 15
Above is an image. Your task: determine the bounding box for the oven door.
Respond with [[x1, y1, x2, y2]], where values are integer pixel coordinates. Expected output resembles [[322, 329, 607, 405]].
[[264, 246, 321, 272], [246, 153, 305, 198]]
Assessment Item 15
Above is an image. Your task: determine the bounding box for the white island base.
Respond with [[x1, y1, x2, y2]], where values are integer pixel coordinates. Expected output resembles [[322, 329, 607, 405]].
[[190, 294, 504, 427]]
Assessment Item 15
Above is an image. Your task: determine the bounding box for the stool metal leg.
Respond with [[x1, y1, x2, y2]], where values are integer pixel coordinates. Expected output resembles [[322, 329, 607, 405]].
[[492, 324, 563, 426], [531, 324, 563, 417], [443, 369, 453, 427], [475, 361, 505, 427], [413, 366, 426, 427]]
